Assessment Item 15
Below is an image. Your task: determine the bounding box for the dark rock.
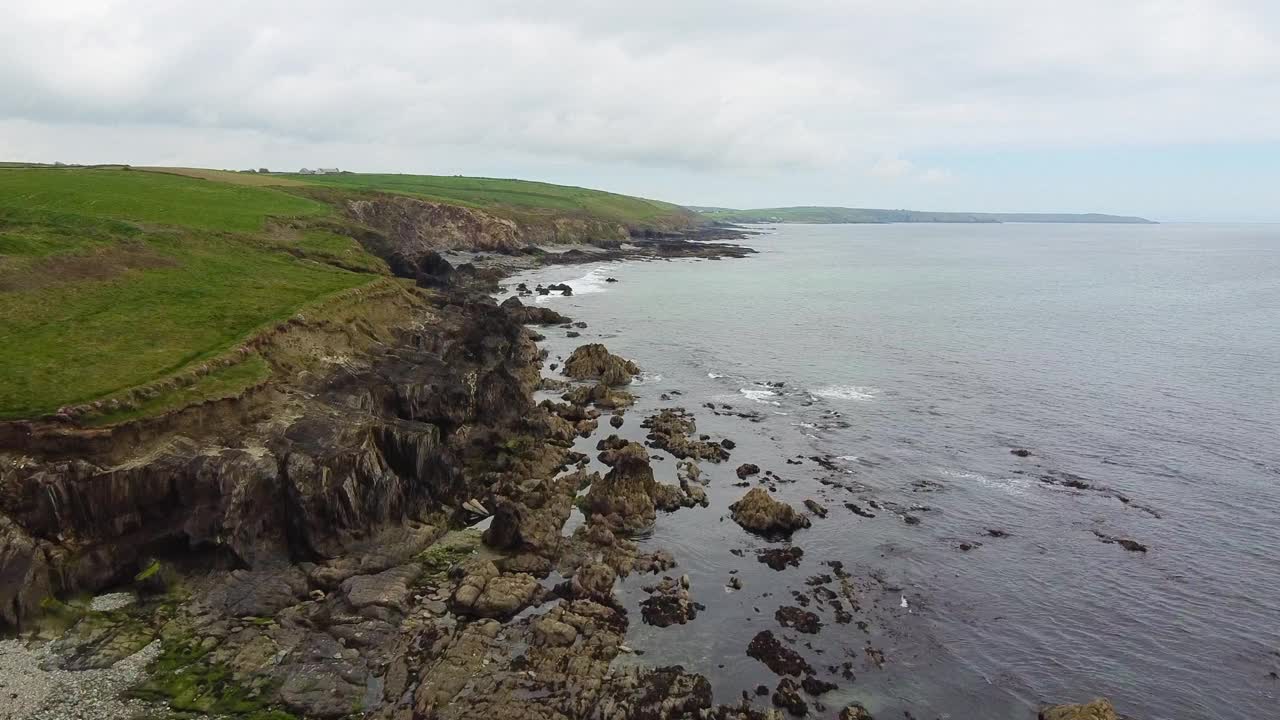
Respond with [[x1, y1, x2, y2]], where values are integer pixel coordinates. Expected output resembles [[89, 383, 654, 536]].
[[1093, 531, 1147, 552], [736, 463, 761, 479], [845, 503, 876, 519], [721, 438, 736, 450], [800, 675, 837, 695], [1011, 448, 1033, 457], [775, 606, 821, 634], [610, 414, 624, 428], [641, 408, 730, 462], [803, 499, 828, 518], [772, 677, 808, 717], [756, 546, 804, 571], [747, 630, 813, 676], [641, 575, 703, 627]]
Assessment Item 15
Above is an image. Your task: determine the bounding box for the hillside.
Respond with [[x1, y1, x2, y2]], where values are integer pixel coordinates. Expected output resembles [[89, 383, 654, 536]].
[[0, 168, 380, 421], [0, 166, 701, 422], [695, 206, 1155, 224], [291, 172, 702, 234]]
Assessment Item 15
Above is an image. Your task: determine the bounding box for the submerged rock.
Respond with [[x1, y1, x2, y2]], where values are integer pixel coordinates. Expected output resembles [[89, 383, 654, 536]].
[[1039, 698, 1119, 720], [730, 489, 811, 539]]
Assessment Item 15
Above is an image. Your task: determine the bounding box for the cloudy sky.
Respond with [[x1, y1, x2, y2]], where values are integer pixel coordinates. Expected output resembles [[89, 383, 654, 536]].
[[4, 1, 1279, 221]]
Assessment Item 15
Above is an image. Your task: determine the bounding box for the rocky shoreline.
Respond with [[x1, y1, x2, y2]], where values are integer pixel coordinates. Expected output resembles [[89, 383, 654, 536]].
[[0, 227, 1124, 719]]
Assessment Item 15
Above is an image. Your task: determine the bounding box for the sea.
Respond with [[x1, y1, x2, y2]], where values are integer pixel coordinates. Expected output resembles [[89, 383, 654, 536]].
[[507, 222, 1280, 720]]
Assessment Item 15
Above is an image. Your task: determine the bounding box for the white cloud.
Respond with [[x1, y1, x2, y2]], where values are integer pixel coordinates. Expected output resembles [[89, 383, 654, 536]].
[[0, 0, 1277, 215]]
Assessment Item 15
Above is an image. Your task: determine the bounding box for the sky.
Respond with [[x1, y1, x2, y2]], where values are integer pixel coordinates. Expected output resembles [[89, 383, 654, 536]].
[[3, 0, 1279, 221]]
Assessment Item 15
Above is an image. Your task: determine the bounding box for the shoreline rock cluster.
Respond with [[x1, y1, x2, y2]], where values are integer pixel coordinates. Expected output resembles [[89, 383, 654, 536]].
[[0, 231, 1131, 719]]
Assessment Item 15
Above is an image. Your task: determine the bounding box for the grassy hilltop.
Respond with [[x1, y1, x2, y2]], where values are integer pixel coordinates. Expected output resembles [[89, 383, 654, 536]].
[[0, 166, 699, 422]]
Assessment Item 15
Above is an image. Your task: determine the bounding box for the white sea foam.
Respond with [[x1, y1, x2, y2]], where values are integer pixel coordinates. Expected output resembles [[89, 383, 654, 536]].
[[533, 265, 616, 303], [632, 372, 663, 385], [708, 372, 726, 379], [739, 388, 781, 405], [939, 468, 1032, 496], [812, 385, 880, 401]]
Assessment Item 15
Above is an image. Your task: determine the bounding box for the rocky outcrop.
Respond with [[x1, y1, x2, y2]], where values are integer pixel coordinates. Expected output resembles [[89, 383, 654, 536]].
[[582, 442, 662, 532], [642, 408, 730, 462], [563, 344, 640, 386], [729, 489, 812, 539]]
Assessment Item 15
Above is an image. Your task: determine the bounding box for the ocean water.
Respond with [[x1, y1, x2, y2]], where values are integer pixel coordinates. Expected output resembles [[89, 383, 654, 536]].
[[511, 223, 1280, 719]]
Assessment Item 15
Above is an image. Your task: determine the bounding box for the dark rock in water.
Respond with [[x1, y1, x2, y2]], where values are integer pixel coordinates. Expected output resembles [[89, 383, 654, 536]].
[[772, 677, 808, 717], [721, 438, 736, 450], [731, 489, 811, 539], [902, 514, 921, 525], [840, 703, 875, 720], [757, 546, 804, 571], [605, 277, 619, 283], [1011, 448, 1033, 457], [640, 575, 703, 627], [747, 630, 813, 676], [775, 606, 821, 634], [501, 295, 571, 325], [1093, 531, 1147, 552], [550, 363, 558, 371], [755, 684, 770, 696], [566, 331, 580, 338], [801, 675, 837, 696], [803, 499, 828, 518], [546, 282, 573, 296], [610, 414, 624, 428], [736, 463, 761, 479], [1038, 698, 1119, 720], [574, 321, 588, 328], [727, 576, 743, 591], [642, 408, 730, 462], [844, 502, 876, 519], [986, 528, 1010, 538]]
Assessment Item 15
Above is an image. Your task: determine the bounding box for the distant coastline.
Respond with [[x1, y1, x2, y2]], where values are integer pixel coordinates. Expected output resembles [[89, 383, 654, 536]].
[[692, 205, 1156, 225]]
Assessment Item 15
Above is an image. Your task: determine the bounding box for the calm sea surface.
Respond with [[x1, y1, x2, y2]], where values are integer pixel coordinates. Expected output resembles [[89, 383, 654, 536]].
[[511, 223, 1280, 719]]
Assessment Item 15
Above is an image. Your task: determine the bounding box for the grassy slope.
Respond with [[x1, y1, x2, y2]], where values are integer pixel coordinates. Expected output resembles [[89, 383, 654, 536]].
[[290, 172, 702, 231], [0, 168, 376, 420], [699, 206, 1155, 224]]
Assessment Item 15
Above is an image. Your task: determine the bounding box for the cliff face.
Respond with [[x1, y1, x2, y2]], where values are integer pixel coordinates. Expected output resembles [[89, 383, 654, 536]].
[[0, 287, 544, 628], [347, 196, 526, 254], [345, 195, 636, 260]]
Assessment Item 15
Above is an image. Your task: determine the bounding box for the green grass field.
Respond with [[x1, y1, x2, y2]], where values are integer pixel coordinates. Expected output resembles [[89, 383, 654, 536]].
[[0, 166, 705, 422], [0, 168, 374, 420], [291, 172, 699, 229]]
